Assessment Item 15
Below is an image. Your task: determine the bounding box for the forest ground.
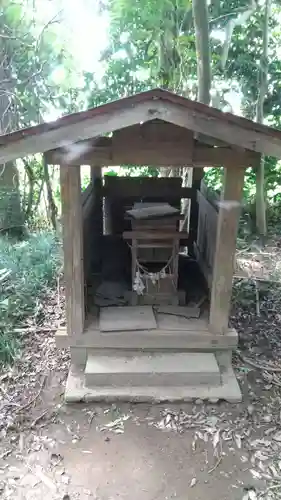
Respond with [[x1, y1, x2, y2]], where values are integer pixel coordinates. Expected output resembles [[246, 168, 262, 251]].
[[1, 279, 281, 499]]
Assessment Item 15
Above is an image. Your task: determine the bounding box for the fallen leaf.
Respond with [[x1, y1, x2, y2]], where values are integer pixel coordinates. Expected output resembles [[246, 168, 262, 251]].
[[248, 490, 257, 500], [273, 431, 281, 442], [213, 430, 220, 450], [33, 466, 57, 492], [50, 453, 63, 466], [235, 434, 242, 449], [61, 473, 70, 485], [250, 469, 262, 480], [190, 477, 197, 487]]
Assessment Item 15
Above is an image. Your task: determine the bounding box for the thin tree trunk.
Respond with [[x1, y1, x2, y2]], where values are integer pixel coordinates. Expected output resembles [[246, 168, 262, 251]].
[[43, 158, 57, 230], [0, 59, 24, 237], [0, 162, 24, 236], [34, 178, 44, 213], [255, 0, 270, 238], [23, 159, 35, 221], [160, 167, 171, 178], [188, 0, 211, 249], [192, 0, 211, 105]]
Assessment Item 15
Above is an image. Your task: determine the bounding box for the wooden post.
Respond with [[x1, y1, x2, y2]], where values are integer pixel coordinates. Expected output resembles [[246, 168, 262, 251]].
[[90, 165, 103, 235], [60, 165, 84, 337], [90, 165, 103, 273], [209, 166, 245, 334], [188, 167, 204, 254]]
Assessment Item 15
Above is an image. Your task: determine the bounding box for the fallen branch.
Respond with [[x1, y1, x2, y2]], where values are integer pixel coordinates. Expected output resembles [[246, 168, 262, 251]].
[[208, 456, 222, 474], [0, 449, 12, 460], [255, 280, 260, 316], [258, 482, 281, 498], [238, 354, 281, 373], [30, 409, 49, 428], [16, 375, 47, 413]]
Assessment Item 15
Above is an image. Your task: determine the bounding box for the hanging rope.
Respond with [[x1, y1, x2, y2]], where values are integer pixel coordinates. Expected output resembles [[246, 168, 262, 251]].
[[132, 253, 177, 296]]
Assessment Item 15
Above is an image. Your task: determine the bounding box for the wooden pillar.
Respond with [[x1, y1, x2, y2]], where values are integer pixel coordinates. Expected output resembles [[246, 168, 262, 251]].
[[60, 165, 84, 336], [103, 192, 112, 235], [90, 165, 103, 235], [188, 167, 204, 254], [90, 165, 103, 272], [209, 166, 245, 334]]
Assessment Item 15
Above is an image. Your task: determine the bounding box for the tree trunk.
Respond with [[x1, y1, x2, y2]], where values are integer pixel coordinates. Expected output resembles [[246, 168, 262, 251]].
[[255, 0, 270, 238], [43, 158, 57, 230], [192, 0, 211, 105], [188, 0, 211, 250], [0, 162, 24, 236], [0, 56, 24, 237], [34, 178, 44, 213], [23, 159, 35, 222]]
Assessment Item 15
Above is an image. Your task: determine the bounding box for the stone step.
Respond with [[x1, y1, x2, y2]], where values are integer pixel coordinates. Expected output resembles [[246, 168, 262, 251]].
[[85, 352, 221, 388]]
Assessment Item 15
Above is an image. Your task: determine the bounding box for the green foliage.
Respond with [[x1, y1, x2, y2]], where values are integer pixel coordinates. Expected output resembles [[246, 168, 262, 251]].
[[81, 174, 91, 191], [88, 0, 197, 108], [0, 232, 61, 364], [0, 0, 85, 128], [0, 0, 86, 230], [104, 170, 118, 176], [120, 166, 159, 177], [92, 0, 281, 217]]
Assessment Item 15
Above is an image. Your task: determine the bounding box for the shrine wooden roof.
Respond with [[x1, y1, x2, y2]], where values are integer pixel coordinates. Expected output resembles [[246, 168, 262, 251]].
[[1, 88, 281, 164]]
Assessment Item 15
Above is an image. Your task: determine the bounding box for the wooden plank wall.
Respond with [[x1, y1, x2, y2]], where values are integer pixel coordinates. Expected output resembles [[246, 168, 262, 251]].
[[103, 176, 194, 236], [82, 176, 220, 290], [196, 182, 219, 286], [81, 168, 103, 285], [82, 183, 95, 283]]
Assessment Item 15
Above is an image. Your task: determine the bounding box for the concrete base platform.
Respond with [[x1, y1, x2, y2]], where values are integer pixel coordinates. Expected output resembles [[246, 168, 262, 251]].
[[64, 353, 242, 403], [85, 352, 221, 387]]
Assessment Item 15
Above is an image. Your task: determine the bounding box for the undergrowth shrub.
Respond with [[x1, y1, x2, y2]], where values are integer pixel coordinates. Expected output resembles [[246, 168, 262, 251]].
[[0, 232, 61, 365]]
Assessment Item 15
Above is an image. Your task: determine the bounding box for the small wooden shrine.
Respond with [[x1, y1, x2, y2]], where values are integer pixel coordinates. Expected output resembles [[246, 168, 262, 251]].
[[1, 89, 281, 402], [124, 203, 186, 306]]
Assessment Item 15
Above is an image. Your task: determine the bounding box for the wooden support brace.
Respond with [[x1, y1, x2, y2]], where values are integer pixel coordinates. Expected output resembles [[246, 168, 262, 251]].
[[209, 166, 245, 334], [60, 165, 85, 337]]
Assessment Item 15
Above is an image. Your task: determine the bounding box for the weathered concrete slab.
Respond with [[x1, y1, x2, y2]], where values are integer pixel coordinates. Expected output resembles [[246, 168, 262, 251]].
[[65, 352, 241, 403], [99, 306, 157, 332], [84, 352, 221, 387]]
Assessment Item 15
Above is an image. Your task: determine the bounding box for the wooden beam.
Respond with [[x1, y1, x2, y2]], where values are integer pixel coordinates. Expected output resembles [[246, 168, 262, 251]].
[[55, 324, 238, 350], [1, 96, 281, 164], [155, 100, 281, 159], [193, 145, 257, 168], [60, 165, 84, 337], [102, 185, 194, 200], [0, 100, 171, 163], [123, 230, 189, 240], [45, 138, 258, 168], [209, 166, 245, 334], [112, 121, 192, 143]]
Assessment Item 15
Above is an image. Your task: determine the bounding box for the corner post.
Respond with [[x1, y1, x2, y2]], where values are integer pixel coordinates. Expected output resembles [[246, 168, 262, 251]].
[[90, 165, 103, 271], [209, 165, 245, 334], [60, 165, 84, 337], [188, 167, 204, 253]]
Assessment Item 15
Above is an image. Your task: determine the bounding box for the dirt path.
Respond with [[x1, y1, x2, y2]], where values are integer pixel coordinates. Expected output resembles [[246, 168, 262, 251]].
[[2, 286, 281, 499], [1, 366, 280, 500], [0, 395, 262, 500]]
